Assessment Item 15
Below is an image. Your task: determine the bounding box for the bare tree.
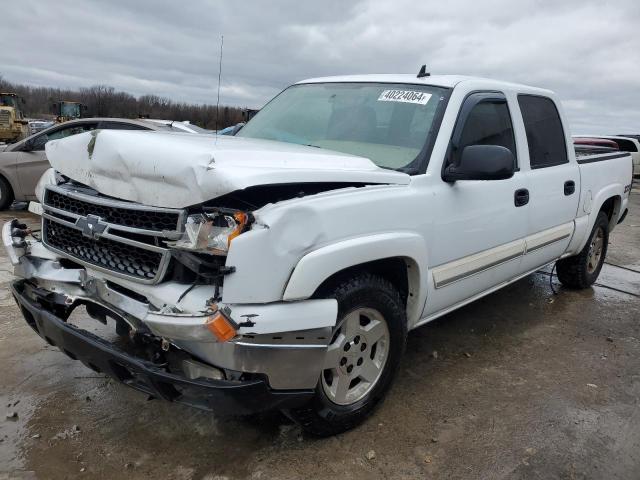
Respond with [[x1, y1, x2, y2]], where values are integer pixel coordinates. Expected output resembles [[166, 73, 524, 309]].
[[0, 74, 247, 129]]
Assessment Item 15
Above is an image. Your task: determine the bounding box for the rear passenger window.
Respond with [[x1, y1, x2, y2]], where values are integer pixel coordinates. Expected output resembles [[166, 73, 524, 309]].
[[518, 95, 568, 168]]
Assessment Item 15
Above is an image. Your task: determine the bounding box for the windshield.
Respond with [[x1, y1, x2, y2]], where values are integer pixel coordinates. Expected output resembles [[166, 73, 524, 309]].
[[60, 103, 81, 118], [237, 82, 449, 171], [0, 95, 18, 108]]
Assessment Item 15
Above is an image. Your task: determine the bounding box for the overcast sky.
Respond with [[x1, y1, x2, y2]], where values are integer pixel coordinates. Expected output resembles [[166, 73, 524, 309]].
[[3, 0, 639, 133]]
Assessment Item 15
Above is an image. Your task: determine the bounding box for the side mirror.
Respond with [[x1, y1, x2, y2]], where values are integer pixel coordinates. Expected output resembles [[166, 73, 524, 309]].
[[443, 145, 515, 182], [21, 139, 34, 152], [21, 135, 46, 152]]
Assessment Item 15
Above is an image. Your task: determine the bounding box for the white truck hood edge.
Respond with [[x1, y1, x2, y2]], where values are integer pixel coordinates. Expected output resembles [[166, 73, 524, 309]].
[[45, 130, 410, 208]]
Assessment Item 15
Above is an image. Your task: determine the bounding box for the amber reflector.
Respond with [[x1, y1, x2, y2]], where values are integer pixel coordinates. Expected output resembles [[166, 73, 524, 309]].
[[206, 312, 236, 342]]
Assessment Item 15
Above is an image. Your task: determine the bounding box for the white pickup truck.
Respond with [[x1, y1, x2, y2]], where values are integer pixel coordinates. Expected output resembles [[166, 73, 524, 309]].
[[4, 74, 633, 436]]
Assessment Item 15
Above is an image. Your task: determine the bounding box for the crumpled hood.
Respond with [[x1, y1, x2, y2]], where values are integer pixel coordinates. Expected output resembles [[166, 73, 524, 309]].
[[45, 130, 410, 208]]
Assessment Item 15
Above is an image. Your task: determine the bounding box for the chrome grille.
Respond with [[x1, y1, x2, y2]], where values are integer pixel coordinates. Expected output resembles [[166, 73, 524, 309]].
[[43, 219, 163, 280], [42, 185, 185, 284], [44, 188, 181, 232]]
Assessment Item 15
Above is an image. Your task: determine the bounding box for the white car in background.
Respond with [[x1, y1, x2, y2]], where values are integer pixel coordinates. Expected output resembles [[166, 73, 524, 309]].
[[573, 135, 640, 175]]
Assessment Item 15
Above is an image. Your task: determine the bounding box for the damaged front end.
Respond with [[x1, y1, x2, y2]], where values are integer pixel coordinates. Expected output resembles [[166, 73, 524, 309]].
[[5, 180, 338, 415]]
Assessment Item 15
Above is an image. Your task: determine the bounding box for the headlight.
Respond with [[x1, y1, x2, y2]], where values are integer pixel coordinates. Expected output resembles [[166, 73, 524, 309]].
[[168, 210, 249, 255]]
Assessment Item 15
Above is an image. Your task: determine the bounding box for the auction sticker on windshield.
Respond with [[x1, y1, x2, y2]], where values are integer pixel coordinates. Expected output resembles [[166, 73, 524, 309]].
[[378, 90, 432, 105]]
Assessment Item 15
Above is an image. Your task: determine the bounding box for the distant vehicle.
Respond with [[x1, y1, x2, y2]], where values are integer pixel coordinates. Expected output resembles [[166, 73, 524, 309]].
[[242, 108, 260, 122], [144, 119, 214, 134], [216, 124, 243, 135], [574, 135, 640, 175], [28, 120, 55, 135], [0, 93, 29, 143], [0, 117, 189, 209], [50, 101, 87, 123], [574, 144, 618, 156], [573, 137, 619, 149]]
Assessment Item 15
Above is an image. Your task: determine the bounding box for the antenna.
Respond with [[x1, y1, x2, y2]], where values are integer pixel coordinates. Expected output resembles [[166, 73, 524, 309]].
[[417, 65, 430, 78], [215, 35, 224, 135]]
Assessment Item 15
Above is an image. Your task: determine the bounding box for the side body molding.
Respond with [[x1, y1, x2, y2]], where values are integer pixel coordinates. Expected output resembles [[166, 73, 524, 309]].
[[282, 232, 429, 326]]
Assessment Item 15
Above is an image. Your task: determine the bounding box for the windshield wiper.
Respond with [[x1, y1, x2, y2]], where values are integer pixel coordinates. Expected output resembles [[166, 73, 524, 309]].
[[377, 165, 418, 174], [398, 166, 419, 174]]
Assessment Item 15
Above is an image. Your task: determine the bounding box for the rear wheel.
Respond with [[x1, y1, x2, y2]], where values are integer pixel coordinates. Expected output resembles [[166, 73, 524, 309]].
[[556, 211, 609, 288], [285, 273, 407, 436], [0, 176, 14, 210]]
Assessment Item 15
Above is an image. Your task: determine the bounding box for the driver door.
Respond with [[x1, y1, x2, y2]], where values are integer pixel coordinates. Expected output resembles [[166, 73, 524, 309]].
[[423, 92, 530, 317], [16, 121, 98, 199]]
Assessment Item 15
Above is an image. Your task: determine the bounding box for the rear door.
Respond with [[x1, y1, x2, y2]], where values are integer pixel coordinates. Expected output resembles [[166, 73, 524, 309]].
[[517, 95, 580, 271], [16, 121, 99, 199]]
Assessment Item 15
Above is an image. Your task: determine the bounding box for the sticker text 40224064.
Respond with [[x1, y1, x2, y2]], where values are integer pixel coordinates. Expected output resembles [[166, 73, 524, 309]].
[[377, 90, 432, 105]]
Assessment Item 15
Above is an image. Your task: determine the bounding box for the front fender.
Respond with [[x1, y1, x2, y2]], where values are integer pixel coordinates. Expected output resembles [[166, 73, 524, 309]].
[[282, 232, 428, 326]]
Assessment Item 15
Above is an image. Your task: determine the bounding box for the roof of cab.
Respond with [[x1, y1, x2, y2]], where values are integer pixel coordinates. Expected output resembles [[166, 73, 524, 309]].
[[296, 74, 552, 95]]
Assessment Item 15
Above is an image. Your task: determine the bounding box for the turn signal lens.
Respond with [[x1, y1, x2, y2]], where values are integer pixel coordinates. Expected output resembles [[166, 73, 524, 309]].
[[227, 212, 248, 246], [206, 311, 237, 342]]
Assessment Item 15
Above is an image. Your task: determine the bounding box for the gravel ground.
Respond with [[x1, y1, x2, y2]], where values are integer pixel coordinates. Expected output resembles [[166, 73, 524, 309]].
[[0, 190, 638, 480]]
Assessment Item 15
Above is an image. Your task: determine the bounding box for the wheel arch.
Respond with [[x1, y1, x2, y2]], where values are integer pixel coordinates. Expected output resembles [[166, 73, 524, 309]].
[[571, 186, 623, 254], [0, 170, 16, 207], [282, 232, 428, 326], [598, 195, 622, 230]]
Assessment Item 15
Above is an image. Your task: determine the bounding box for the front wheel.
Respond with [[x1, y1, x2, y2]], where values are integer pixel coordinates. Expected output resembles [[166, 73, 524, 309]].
[[285, 273, 407, 436], [556, 211, 609, 288]]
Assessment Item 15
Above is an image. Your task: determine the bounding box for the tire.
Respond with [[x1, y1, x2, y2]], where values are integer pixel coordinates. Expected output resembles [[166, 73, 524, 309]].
[[284, 273, 407, 436], [556, 211, 609, 289], [0, 176, 14, 210]]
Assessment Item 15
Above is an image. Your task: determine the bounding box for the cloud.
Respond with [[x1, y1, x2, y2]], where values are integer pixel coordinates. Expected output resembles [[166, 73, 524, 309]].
[[3, 0, 639, 131]]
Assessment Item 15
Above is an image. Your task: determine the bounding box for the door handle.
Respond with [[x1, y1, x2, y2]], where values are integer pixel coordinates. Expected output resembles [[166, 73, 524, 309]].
[[514, 188, 529, 207], [564, 180, 575, 196]]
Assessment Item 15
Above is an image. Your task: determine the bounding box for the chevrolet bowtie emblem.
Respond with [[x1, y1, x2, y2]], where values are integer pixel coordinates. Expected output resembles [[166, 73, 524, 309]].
[[76, 214, 107, 240]]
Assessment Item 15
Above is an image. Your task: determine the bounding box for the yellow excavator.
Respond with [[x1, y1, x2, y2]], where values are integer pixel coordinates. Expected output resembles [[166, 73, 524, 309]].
[[0, 93, 28, 143], [51, 100, 87, 123]]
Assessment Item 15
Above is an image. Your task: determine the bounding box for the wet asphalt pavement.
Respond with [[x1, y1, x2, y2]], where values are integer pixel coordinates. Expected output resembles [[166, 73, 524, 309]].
[[0, 192, 639, 480]]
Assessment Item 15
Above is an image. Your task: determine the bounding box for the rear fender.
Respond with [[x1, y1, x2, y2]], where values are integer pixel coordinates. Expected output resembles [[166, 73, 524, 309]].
[[571, 184, 623, 253]]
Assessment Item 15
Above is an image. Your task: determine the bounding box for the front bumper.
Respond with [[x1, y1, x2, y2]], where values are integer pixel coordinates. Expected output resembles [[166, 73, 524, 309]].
[[5, 218, 338, 412], [11, 280, 314, 415]]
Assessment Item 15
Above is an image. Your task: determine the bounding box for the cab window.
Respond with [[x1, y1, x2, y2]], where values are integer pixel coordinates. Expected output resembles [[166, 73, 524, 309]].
[[449, 93, 516, 166], [517, 95, 568, 169]]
